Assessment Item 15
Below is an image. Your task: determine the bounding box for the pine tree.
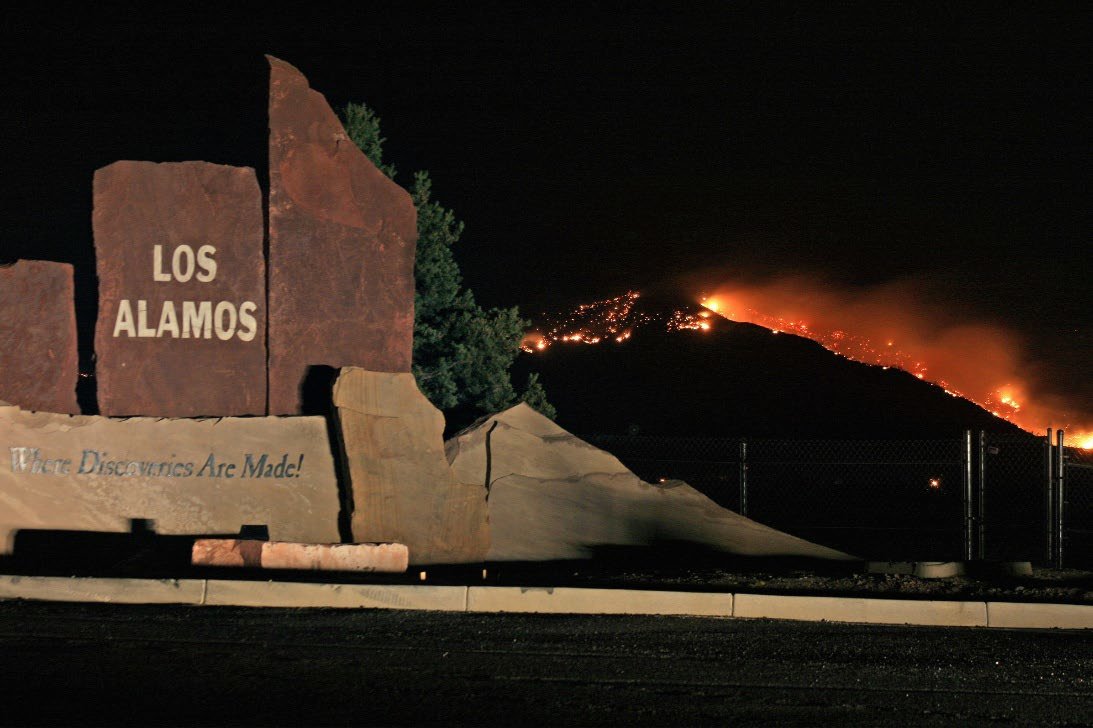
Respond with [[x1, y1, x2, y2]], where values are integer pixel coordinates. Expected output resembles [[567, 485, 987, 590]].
[[341, 102, 555, 420]]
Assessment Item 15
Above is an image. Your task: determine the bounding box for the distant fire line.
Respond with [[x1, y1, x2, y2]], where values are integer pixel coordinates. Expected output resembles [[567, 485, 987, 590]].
[[518, 288, 1092, 449], [699, 295, 1093, 450], [520, 291, 713, 354]]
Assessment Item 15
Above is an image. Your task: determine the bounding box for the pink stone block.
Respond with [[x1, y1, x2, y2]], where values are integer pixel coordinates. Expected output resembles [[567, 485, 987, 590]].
[[191, 539, 409, 573], [261, 541, 409, 573], [191, 539, 262, 567]]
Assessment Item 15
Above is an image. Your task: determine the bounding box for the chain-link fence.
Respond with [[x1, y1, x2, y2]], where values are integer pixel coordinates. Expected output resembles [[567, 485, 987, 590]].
[[584, 432, 1090, 566], [978, 433, 1044, 561], [1065, 446, 1093, 566]]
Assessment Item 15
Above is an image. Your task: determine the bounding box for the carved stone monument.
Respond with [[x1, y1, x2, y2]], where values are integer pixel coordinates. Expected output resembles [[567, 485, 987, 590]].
[[334, 368, 489, 564], [93, 161, 266, 417], [0, 403, 341, 553], [267, 56, 417, 414], [447, 404, 854, 561], [0, 260, 80, 414]]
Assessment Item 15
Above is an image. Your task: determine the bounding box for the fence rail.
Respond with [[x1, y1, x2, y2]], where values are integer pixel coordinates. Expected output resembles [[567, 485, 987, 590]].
[[583, 430, 1090, 566]]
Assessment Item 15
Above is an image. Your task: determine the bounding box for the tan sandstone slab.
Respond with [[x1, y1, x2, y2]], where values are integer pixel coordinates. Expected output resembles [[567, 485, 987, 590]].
[[0, 260, 80, 414], [333, 368, 489, 565], [203, 580, 467, 611], [467, 587, 733, 617], [267, 56, 417, 414], [445, 404, 853, 562], [0, 404, 340, 552], [733, 593, 988, 627], [192, 539, 409, 573], [93, 161, 266, 417]]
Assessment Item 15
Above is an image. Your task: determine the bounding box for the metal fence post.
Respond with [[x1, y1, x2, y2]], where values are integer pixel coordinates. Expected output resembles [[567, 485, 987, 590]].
[[738, 440, 748, 517], [977, 430, 986, 560], [1045, 428, 1054, 564], [1056, 429, 1065, 569], [963, 430, 973, 561]]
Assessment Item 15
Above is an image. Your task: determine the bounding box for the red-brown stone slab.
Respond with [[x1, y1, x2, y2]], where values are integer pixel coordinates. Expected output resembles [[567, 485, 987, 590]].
[[93, 161, 266, 417], [0, 260, 80, 414], [267, 56, 417, 414]]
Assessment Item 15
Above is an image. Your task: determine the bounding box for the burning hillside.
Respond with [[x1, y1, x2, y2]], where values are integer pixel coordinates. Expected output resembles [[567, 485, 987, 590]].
[[522, 284, 1092, 446], [521, 291, 714, 352]]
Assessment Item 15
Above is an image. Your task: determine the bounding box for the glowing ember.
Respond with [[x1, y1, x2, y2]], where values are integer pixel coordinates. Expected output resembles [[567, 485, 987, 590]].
[[522, 290, 716, 352]]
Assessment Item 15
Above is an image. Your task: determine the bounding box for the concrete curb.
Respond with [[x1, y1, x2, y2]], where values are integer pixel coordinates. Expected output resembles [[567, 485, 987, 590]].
[[467, 586, 733, 616], [0, 575, 205, 605], [733, 593, 987, 627], [0, 575, 1090, 629], [986, 601, 1093, 630], [203, 580, 467, 611]]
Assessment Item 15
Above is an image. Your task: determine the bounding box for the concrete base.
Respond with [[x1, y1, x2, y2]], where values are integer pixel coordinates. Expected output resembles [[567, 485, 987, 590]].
[[0, 575, 1089, 629]]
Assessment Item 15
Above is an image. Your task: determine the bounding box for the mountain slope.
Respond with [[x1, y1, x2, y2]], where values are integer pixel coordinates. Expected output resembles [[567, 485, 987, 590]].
[[516, 291, 1026, 439]]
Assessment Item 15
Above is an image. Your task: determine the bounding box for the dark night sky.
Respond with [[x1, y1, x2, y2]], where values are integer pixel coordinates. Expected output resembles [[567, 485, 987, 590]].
[[1, 4, 1089, 393]]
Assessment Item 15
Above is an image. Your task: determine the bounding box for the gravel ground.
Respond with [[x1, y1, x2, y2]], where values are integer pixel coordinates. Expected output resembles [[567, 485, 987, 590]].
[[566, 565, 1093, 603], [1, 601, 1090, 726]]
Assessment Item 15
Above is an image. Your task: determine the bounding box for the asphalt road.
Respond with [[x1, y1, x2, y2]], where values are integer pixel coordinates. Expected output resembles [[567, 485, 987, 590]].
[[0, 601, 1090, 726]]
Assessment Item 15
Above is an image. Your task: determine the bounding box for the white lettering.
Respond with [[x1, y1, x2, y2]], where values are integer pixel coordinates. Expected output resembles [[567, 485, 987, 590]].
[[152, 245, 172, 282], [136, 300, 156, 337], [172, 245, 195, 282], [157, 300, 180, 338], [113, 299, 136, 337], [196, 245, 217, 282], [214, 301, 237, 341], [182, 301, 213, 339], [236, 301, 258, 342]]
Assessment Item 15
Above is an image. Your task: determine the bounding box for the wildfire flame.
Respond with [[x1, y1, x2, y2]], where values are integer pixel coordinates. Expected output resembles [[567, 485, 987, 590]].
[[699, 279, 1092, 448], [520, 282, 1091, 448], [521, 290, 713, 354]]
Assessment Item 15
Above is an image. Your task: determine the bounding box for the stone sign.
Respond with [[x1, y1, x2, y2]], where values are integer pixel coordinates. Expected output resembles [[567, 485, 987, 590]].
[[267, 56, 417, 414], [94, 161, 266, 417], [334, 368, 489, 564], [0, 403, 341, 553], [0, 260, 80, 414], [447, 404, 854, 562]]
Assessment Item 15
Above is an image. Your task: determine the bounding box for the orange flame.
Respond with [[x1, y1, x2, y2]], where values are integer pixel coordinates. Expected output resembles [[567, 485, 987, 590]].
[[700, 278, 1092, 447], [521, 282, 1091, 449]]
